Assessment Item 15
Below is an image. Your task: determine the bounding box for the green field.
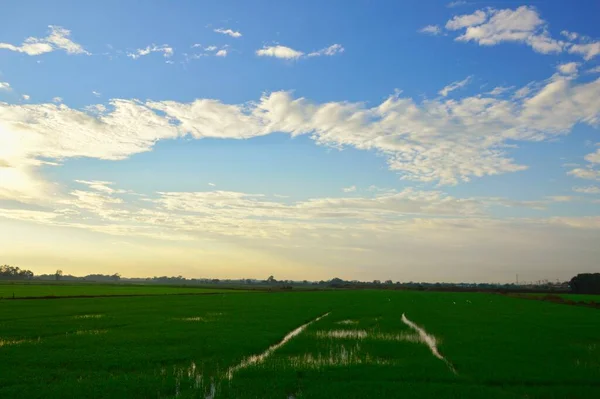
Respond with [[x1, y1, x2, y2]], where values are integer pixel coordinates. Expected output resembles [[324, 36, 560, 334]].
[[1, 287, 599, 398], [0, 281, 244, 299]]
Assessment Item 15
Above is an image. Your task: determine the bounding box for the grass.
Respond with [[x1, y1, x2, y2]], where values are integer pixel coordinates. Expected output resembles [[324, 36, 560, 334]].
[[1, 289, 599, 398], [0, 281, 246, 299]]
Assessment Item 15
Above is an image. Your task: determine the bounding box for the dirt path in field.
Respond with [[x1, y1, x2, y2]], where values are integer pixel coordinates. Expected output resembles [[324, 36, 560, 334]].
[[401, 313, 457, 374], [226, 312, 330, 380]]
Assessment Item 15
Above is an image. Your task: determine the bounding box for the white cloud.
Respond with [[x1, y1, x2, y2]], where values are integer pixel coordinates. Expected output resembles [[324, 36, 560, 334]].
[[439, 76, 472, 96], [208, 183, 216, 187], [587, 66, 600, 74], [585, 148, 600, 164], [557, 62, 579, 75], [21, 94, 30, 100], [573, 186, 600, 194], [308, 44, 345, 57], [419, 25, 442, 36], [1, 69, 599, 203], [0, 25, 89, 56], [439, 6, 600, 60], [561, 29, 600, 60], [127, 44, 174, 59], [215, 49, 227, 57], [256, 45, 304, 59], [52, 97, 63, 103], [0, 82, 10, 91], [92, 91, 101, 97], [448, 6, 564, 55], [568, 41, 600, 61], [214, 28, 242, 38], [342, 185, 357, 193], [445, 10, 487, 30], [205, 46, 218, 51], [568, 169, 600, 181]]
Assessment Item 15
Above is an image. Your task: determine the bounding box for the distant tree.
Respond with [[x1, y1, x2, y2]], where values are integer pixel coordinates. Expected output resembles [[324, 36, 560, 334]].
[[570, 273, 600, 294], [384, 280, 393, 285], [55, 269, 63, 281], [266, 275, 276, 284], [112, 273, 121, 282], [328, 277, 345, 288], [373, 280, 381, 285]]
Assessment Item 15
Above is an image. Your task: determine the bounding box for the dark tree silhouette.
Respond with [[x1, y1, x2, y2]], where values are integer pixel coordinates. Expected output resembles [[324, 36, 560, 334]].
[[570, 273, 600, 294]]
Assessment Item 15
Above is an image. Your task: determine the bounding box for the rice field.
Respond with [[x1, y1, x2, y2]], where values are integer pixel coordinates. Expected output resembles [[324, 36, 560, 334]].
[[1, 286, 599, 398]]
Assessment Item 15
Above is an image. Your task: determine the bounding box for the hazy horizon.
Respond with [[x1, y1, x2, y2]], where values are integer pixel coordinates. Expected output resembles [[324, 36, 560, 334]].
[[1, 1, 599, 283]]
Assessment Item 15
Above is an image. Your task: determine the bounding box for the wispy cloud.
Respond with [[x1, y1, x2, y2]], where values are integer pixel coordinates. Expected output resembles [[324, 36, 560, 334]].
[[418, 25, 442, 36], [127, 44, 174, 59], [568, 169, 600, 181], [487, 86, 513, 96], [0, 82, 11, 91], [0, 25, 89, 56], [447, 0, 467, 7], [568, 148, 600, 181], [92, 91, 101, 97], [215, 49, 227, 57], [214, 28, 242, 38], [342, 186, 357, 193], [586, 66, 600, 74], [257, 43, 344, 60], [308, 44, 345, 57], [573, 186, 600, 194], [568, 41, 600, 61], [439, 76, 472, 96]]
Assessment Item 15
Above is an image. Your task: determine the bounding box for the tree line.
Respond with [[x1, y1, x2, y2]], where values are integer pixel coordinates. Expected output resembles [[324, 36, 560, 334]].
[[2, 264, 599, 294], [0, 265, 34, 280]]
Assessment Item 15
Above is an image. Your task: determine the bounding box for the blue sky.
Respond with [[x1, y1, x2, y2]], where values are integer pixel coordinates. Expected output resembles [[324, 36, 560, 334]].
[[0, 0, 599, 282]]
